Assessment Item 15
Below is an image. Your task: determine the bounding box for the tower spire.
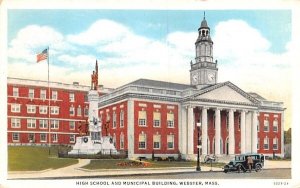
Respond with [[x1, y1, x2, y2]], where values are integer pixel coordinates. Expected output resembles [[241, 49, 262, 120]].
[[204, 11, 206, 20]]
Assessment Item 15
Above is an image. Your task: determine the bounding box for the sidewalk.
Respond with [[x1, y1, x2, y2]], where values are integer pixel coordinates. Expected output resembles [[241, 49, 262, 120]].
[[7, 159, 291, 180]]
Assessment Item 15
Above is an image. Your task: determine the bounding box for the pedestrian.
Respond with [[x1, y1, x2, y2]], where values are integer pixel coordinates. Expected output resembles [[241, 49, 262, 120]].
[[247, 156, 253, 172]]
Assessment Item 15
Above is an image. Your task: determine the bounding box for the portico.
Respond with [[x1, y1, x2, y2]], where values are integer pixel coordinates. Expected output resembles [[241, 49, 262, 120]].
[[181, 104, 259, 159], [179, 81, 262, 159]]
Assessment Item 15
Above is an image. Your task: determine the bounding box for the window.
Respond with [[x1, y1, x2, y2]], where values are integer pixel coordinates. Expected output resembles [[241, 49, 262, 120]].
[[27, 119, 36, 128], [273, 118, 278, 132], [138, 132, 146, 149], [167, 134, 175, 149], [13, 87, 19, 97], [257, 137, 260, 150], [29, 88, 34, 98], [11, 104, 20, 113], [138, 111, 147, 126], [153, 134, 161, 149], [84, 95, 88, 102], [12, 133, 19, 142], [70, 135, 75, 143], [167, 112, 174, 128], [51, 106, 59, 115], [84, 106, 89, 116], [52, 91, 58, 100], [264, 118, 269, 132], [39, 119, 48, 129], [50, 120, 59, 129], [27, 105, 36, 114], [113, 111, 117, 128], [40, 89, 46, 100], [153, 112, 161, 127], [69, 106, 75, 116], [77, 106, 82, 116], [69, 121, 75, 130], [39, 106, 47, 114], [257, 118, 260, 132], [273, 137, 278, 150], [113, 133, 116, 147], [51, 134, 58, 142], [120, 133, 124, 149], [28, 133, 35, 142], [40, 133, 47, 142], [120, 110, 124, 128], [69, 93, 75, 102], [264, 136, 269, 150], [106, 112, 111, 122], [11, 118, 20, 128]]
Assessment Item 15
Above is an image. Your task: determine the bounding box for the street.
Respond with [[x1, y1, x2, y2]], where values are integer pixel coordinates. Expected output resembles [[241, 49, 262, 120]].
[[107, 169, 291, 179]]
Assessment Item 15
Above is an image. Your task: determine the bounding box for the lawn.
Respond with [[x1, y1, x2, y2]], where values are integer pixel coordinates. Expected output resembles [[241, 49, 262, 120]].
[[83, 159, 225, 170], [8, 146, 78, 171]]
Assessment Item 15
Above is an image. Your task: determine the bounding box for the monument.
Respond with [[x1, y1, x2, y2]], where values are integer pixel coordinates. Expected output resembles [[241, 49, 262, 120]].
[[68, 60, 118, 155]]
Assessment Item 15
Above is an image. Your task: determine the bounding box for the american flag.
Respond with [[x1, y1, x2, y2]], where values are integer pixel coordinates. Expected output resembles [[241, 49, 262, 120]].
[[36, 49, 48, 63]]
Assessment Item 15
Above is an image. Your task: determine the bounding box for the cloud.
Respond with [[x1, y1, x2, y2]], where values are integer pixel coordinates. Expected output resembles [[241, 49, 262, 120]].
[[67, 19, 131, 46], [8, 25, 66, 62], [58, 54, 97, 68], [213, 20, 271, 61]]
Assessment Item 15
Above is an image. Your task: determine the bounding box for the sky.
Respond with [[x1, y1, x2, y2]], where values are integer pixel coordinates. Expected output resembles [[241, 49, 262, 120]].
[[7, 9, 292, 130]]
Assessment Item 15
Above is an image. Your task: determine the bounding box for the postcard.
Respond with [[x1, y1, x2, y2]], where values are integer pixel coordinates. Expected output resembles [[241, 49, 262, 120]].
[[0, 0, 299, 188]]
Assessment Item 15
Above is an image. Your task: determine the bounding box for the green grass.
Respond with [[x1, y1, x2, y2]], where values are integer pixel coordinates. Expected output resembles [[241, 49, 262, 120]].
[[83, 159, 225, 170], [8, 146, 78, 171]]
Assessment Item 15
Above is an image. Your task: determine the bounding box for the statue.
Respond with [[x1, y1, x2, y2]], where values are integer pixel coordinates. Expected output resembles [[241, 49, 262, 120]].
[[91, 60, 98, 90]]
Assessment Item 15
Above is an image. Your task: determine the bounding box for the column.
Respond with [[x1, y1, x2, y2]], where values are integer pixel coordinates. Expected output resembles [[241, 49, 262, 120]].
[[228, 109, 235, 155], [180, 106, 187, 155], [214, 108, 221, 155], [201, 107, 208, 155], [127, 99, 134, 159], [280, 111, 285, 158], [187, 106, 194, 155], [240, 110, 246, 154], [245, 112, 252, 152], [251, 111, 258, 153]]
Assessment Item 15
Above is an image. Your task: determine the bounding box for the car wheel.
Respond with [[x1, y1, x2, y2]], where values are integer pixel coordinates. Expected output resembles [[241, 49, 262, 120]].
[[237, 165, 242, 173], [255, 164, 262, 172], [224, 165, 229, 173]]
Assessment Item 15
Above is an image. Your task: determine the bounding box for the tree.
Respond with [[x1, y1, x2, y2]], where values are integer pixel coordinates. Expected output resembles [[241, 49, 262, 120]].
[[284, 128, 291, 144]]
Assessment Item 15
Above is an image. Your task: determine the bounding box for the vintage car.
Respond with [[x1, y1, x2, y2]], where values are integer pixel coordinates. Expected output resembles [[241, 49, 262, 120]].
[[223, 153, 264, 173]]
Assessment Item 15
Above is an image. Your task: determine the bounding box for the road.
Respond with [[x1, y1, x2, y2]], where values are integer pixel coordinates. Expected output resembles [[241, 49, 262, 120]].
[[107, 169, 291, 179]]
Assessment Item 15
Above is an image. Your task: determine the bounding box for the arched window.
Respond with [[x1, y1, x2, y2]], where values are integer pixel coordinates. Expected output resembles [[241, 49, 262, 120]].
[[273, 118, 278, 132], [120, 132, 124, 149], [273, 137, 278, 150]]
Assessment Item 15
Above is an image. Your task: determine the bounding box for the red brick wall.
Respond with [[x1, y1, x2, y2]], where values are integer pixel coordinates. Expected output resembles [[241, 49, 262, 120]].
[[99, 101, 128, 151], [257, 112, 282, 154], [133, 101, 179, 155], [7, 83, 89, 145]]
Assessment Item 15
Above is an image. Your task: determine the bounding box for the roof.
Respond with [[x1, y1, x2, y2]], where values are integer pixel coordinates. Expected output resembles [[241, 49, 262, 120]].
[[125, 78, 193, 91], [248, 92, 266, 101], [200, 18, 208, 28]]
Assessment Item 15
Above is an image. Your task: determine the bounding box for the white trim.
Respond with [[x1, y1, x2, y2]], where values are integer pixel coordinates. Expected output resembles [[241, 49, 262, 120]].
[[127, 99, 134, 158], [8, 130, 79, 135], [8, 116, 86, 122]]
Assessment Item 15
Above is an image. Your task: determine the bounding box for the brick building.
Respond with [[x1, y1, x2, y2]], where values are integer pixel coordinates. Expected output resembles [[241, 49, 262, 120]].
[[7, 16, 285, 159], [97, 16, 285, 159], [7, 77, 110, 145]]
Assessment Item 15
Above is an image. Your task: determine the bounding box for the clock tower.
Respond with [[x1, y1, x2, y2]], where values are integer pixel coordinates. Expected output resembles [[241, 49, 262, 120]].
[[190, 13, 218, 88]]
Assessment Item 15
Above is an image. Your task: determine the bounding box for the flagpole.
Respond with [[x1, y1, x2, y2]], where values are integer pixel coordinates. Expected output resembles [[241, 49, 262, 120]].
[[47, 46, 51, 155]]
